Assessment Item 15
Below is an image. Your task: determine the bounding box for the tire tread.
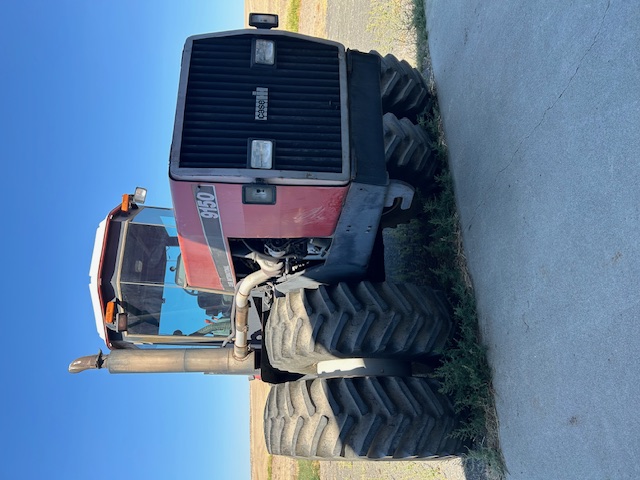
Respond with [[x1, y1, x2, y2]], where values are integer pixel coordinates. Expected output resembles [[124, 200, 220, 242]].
[[265, 282, 453, 374], [264, 376, 464, 459]]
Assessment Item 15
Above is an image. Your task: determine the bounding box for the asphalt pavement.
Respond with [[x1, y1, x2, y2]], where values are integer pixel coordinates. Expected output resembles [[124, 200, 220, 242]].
[[424, 1, 640, 479]]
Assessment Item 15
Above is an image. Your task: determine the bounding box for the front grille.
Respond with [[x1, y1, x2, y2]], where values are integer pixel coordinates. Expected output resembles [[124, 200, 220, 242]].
[[178, 35, 343, 174]]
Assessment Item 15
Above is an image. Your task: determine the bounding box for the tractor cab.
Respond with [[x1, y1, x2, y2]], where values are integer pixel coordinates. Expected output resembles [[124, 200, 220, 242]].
[[90, 188, 260, 351]]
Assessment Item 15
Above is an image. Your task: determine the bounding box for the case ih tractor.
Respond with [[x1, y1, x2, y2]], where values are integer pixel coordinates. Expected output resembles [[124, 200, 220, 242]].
[[70, 14, 464, 460]]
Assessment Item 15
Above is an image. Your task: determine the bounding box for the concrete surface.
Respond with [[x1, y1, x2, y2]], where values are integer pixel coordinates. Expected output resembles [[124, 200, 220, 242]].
[[425, 1, 640, 479]]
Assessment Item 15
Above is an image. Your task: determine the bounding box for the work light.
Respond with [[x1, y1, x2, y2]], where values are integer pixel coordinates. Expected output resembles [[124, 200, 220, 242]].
[[254, 39, 275, 65], [249, 139, 274, 169]]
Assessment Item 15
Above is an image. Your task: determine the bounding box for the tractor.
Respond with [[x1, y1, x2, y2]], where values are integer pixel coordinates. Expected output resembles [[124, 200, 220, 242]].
[[70, 13, 463, 460]]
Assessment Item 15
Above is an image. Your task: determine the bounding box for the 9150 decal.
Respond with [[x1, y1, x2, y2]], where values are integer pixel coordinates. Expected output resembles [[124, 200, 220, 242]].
[[194, 185, 235, 291], [196, 190, 219, 219]]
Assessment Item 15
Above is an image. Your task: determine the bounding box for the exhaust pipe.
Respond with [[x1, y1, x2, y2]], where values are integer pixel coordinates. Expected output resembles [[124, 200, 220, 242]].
[[69, 348, 259, 375], [233, 253, 282, 359]]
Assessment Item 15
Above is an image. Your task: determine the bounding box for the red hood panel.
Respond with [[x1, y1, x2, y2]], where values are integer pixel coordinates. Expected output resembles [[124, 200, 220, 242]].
[[170, 180, 348, 291], [215, 183, 347, 238]]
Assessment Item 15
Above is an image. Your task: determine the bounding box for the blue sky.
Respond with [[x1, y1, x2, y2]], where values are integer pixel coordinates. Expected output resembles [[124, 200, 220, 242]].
[[0, 1, 251, 479]]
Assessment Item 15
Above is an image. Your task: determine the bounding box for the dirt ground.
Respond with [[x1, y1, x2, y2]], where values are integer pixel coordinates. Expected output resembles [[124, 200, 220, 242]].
[[244, 0, 326, 37], [249, 380, 298, 480], [250, 380, 299, 480], [249, 380, 271, 480], [245, 1, 470, 479], [245, 0, 415, 61]]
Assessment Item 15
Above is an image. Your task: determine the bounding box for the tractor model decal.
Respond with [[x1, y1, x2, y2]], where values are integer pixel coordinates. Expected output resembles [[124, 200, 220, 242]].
[[195, 185, 235, 290]]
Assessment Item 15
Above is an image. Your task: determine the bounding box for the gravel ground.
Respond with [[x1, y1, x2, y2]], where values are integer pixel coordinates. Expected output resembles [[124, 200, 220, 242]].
[[320, 458, 467, 480], [326, 0, 417, 61]]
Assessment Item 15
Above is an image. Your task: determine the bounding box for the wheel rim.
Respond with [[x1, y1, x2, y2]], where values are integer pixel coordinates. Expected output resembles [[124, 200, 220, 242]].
[[316, 357, 410, 377]]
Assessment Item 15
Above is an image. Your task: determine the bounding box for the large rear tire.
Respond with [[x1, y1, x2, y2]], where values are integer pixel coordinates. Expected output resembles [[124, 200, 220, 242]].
[[263, 376, 464, 460], [265, 282, 452, 375]]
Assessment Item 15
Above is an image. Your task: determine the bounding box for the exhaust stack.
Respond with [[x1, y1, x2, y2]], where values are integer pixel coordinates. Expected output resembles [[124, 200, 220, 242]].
[[69, 348, 258, 375]]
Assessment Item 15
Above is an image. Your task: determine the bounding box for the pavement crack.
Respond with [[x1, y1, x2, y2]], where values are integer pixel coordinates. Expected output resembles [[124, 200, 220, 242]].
[[466, 0, 611, 230], [512, 0, 610, 160]]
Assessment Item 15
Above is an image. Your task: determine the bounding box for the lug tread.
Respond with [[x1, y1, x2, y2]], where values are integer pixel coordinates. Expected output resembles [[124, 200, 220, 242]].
[[371, 51, 431, 117], [265, 282, 453, 374], [383, 112, 438, 187]]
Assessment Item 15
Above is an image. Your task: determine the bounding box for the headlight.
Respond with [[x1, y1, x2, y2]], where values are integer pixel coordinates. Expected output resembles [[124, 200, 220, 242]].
[[254, 39, 275, 65], [249, 139, 274, 169]]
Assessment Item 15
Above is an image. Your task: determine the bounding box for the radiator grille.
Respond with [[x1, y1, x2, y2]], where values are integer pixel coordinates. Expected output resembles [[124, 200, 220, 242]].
[[178, 35, 343, 174]]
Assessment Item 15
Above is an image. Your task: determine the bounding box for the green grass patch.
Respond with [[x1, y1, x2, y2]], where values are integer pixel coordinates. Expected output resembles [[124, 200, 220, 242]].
[[410, 0, 429, 69], [284, 0, 301, 32], [267, 454, 273, 480], [297, 459, 321, 480]]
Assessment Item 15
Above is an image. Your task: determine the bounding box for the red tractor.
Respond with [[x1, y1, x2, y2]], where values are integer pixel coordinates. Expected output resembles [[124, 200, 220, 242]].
[[70, 14, 463, 460]]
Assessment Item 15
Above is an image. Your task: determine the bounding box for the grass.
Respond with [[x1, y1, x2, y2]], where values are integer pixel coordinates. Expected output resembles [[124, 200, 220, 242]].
[[410, 0, 429, 69], [380, 1, 508, 478], [284, 0, 301, 32], [267, 457, 319, 480], [297, 459, 321, 480], [367, 0, 415, 53]]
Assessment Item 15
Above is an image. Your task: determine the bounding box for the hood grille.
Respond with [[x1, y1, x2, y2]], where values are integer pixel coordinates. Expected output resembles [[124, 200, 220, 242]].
[[178, 35, 343, 174]]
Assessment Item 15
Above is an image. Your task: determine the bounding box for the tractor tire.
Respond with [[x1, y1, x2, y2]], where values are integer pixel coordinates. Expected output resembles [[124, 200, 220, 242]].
[[373, 51, 431, 118], [263, 376, 464, 460], [383, 112, 438, 187], [265, 282, 452, 375]]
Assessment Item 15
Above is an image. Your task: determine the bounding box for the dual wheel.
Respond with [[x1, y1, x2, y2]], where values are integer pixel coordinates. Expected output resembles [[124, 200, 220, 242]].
[[263, 282, 464, 460], [375, 52, 439, 227]]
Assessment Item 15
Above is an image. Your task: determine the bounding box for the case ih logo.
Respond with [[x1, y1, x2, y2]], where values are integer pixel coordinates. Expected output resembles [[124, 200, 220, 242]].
[[253, 87, 269, 121]]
